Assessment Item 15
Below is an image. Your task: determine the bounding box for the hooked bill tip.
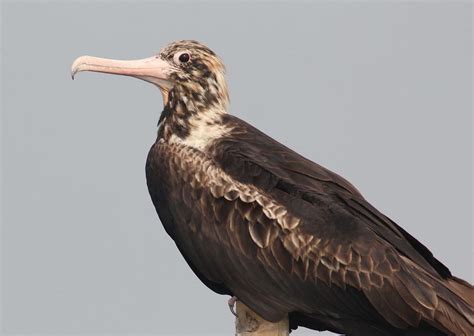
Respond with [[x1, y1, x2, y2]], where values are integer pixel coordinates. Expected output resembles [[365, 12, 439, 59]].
[[70, 56, 87, 81]]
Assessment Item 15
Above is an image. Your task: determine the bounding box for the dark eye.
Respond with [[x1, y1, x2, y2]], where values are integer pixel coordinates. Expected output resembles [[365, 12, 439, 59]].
[[179, 53, 190, 63]]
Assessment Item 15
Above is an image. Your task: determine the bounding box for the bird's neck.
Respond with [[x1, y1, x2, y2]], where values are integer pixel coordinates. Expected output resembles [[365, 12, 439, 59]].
[[157, 86, 230, 151]]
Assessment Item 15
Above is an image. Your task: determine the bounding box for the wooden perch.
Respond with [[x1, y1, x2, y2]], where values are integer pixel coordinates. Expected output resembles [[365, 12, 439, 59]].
[[235, 301, 289, 336]]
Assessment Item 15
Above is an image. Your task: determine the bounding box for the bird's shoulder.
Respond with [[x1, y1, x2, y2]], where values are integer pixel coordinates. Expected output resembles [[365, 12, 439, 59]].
[[212, 114, 362, 197]]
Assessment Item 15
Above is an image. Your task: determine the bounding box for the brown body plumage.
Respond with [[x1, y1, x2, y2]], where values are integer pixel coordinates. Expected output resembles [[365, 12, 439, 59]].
[[72, 40, 474, 335]]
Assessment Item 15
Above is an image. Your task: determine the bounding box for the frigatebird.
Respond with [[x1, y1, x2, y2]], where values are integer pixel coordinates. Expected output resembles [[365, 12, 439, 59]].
[[72, 40, 473, 335]]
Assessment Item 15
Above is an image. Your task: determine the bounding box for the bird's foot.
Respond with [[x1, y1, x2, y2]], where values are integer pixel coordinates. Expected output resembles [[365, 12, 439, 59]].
[[228, 296, 238, 317]]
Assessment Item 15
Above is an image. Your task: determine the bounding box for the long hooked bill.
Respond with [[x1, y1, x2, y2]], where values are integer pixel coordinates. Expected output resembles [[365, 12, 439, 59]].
[[70, 55, 174, 90]]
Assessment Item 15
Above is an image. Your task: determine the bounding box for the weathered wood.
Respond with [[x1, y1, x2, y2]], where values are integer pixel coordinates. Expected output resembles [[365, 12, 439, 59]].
[[235, 301, 289, 336]]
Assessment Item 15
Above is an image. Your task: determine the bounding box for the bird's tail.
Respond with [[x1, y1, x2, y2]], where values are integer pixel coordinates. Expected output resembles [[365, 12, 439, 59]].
[[393, 257, 474, 335], [432, 275, 474, 335]]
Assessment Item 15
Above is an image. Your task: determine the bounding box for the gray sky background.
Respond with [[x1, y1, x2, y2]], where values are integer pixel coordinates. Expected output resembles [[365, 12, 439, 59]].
[[1, 1, 472, 335]]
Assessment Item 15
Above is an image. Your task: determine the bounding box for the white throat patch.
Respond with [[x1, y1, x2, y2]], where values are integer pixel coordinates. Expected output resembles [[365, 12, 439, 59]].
[[168, 109, 231, 151]]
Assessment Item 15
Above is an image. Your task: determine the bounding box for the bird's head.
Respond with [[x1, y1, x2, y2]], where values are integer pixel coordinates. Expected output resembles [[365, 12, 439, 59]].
[[71, 40, 229, 112]]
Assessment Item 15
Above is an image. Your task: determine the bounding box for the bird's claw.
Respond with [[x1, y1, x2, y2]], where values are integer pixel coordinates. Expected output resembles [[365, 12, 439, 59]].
[[228, 296, 238, 317]]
